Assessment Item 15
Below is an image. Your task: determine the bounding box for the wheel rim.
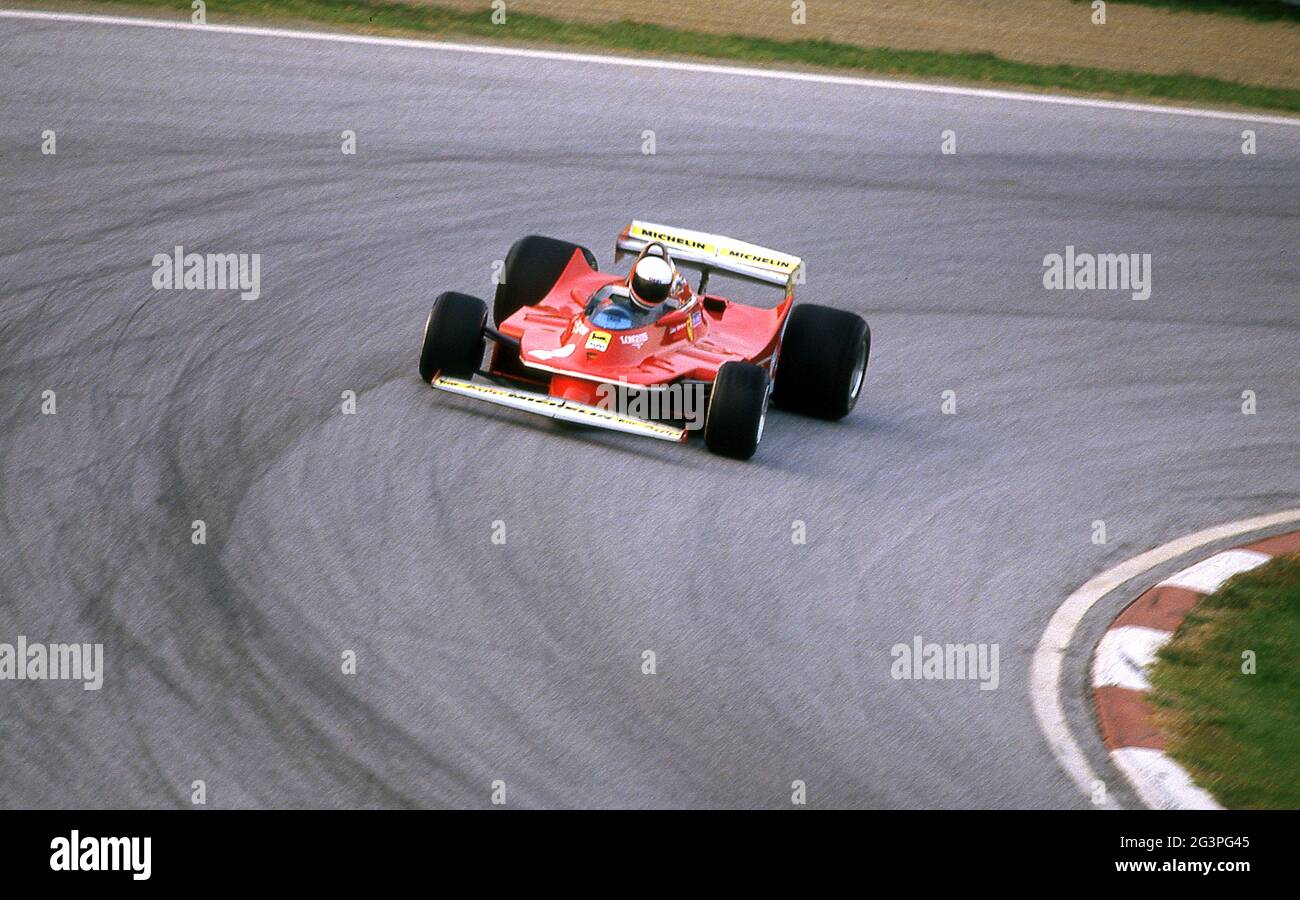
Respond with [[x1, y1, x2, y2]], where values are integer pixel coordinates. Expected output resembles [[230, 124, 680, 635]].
[[848, 338, 867, 400]]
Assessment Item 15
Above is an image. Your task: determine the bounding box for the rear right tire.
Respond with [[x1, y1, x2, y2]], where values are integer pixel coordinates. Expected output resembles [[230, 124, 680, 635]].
[[491, 235, 597, 383], [493, 235, 598, 327]]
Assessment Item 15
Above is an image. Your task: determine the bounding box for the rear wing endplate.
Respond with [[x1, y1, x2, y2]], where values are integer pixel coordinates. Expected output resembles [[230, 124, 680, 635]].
[[615, 221, 803, 291]]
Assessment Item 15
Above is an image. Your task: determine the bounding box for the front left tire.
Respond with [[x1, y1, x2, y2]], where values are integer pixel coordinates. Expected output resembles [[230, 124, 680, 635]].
[[704, 361, 770, 460]]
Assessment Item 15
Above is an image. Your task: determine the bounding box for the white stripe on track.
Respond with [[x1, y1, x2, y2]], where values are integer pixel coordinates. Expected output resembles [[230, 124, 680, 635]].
[[2, 9, 1298, 127]]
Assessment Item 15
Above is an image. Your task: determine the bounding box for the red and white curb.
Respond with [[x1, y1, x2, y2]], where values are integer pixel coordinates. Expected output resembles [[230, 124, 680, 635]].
[[1092, 530, 1300, 810], [1030, 508, 1300, 810]]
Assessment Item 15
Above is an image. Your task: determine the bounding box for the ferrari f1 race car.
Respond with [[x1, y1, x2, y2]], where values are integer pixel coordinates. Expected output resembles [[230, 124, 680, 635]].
[[418, 222, 870, 459]]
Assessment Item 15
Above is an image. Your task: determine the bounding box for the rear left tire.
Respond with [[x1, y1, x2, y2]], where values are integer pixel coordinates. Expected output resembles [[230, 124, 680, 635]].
[[771, 304, 870, 420]]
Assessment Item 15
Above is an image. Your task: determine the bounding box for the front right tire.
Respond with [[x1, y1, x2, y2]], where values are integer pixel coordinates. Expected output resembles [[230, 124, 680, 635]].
[[419, 291, 487, 382]]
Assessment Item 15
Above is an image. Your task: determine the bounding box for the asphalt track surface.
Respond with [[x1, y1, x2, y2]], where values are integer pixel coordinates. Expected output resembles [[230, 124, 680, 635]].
[[1, 14, 1297, 809]]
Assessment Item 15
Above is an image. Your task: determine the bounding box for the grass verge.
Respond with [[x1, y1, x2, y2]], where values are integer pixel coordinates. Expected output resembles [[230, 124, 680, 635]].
[[49, 0, 1300, 113], [1149, 552, 1300, 808]]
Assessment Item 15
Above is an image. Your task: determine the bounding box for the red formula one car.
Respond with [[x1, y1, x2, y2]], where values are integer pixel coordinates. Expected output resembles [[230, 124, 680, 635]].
[[418, 222, 870, 459]]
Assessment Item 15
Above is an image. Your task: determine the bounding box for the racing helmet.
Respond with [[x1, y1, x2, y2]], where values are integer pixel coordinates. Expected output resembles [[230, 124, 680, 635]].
[[629, 254, 674, 309]]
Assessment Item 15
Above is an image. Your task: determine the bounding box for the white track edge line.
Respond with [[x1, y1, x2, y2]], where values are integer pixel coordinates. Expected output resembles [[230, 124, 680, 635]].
[[1029, 508, 1300, 809], [1110, 747, 1224, 810], [2, 9, 1298, 127]]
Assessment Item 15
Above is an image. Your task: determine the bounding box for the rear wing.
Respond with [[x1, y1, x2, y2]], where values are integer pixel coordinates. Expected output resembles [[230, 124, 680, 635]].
[[615, 221, 803, 293]]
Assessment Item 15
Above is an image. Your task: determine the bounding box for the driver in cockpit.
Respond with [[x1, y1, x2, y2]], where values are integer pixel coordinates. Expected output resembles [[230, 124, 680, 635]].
[[628, 253, 674, 312], [586, 249, 682, 331]]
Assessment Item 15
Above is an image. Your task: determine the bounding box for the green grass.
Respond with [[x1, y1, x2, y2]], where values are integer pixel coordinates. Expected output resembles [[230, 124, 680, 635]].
[[1149, 553, 1300, 808], [79, 0, 1300, 113], [1075, 0, 1300, 24]]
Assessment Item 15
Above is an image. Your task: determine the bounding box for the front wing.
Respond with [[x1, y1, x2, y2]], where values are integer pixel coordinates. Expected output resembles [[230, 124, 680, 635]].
[[430, 374, 688, 444]]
